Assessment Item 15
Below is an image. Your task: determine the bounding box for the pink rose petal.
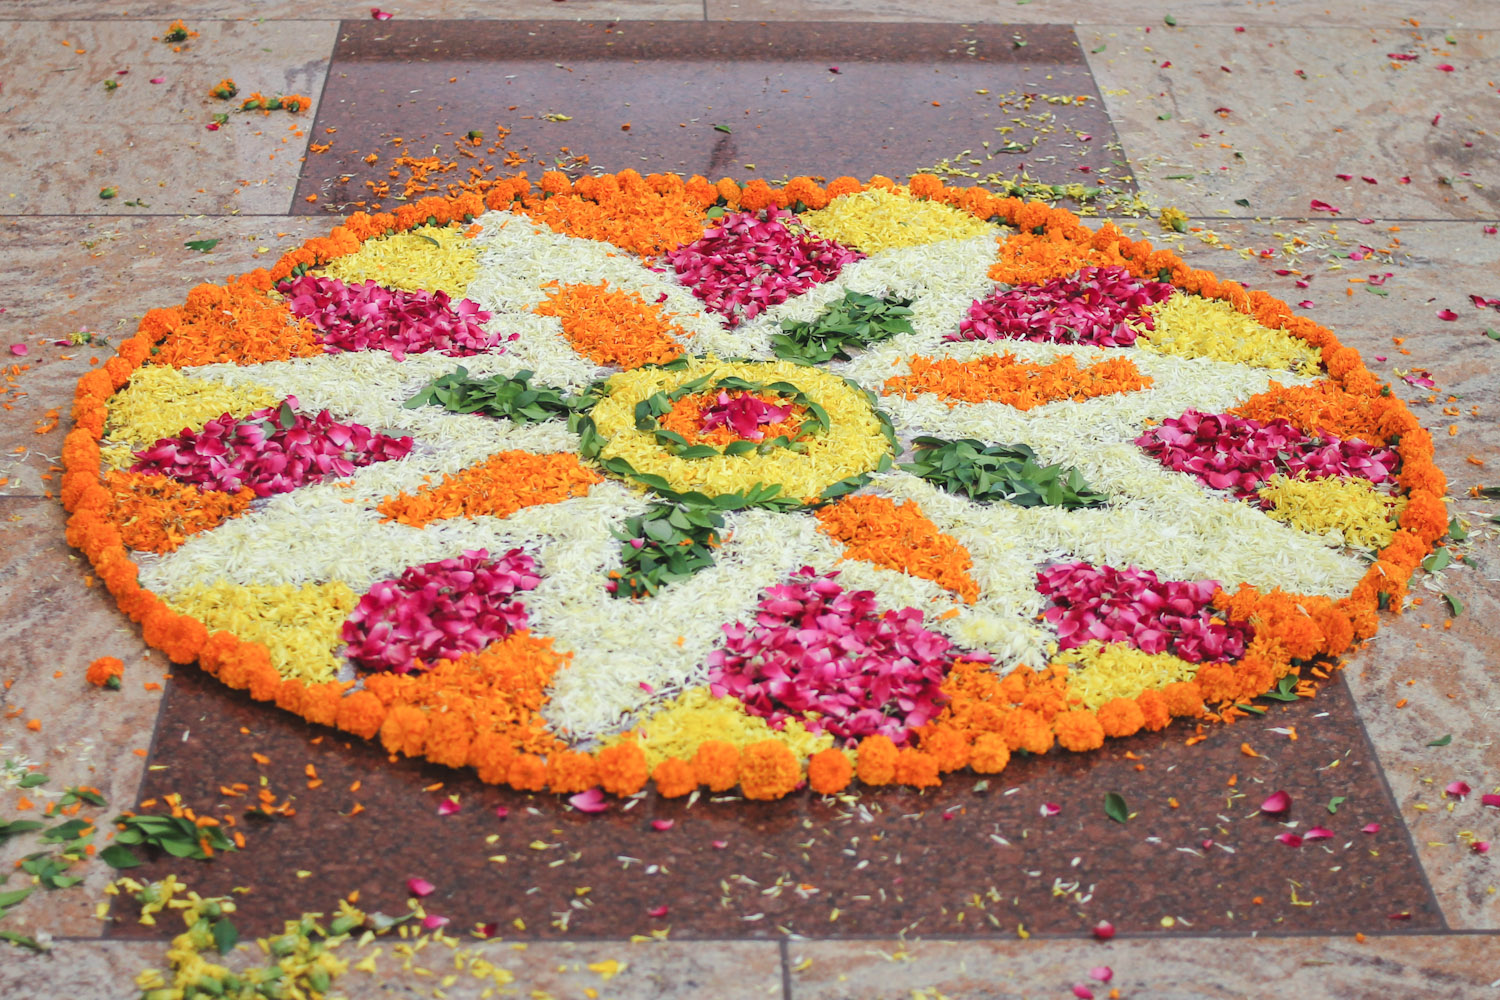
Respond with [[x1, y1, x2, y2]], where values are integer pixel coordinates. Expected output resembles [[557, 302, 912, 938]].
[[647, 904, 669, 918], [437, 798, 461, 816], [1437, 64, 1455, 72], [8, 344, 26, 357], [651, 819, 675, 831], [1092, 919, 1115, 941], [1362, 823, 1382, 834], [407, 877, 435, 897], [1304, 826, 1334, 841], [569, 788, 611, 813], [421, 914, 450, 929], [1041, 802, 1061, 817], [1261, 790, 1292, 814], [495, 806, 510, 820], [1472, 841, 1490, 855], [1309, 198, 1341, 214], [1445, 780, 1472, 798], [712, 839, 728, 849], [1073, 986, 1096, 1000], [1090, 966, 1114, 983], [371, 7, 394, 18], [149, 77, 165, 84], [1437, 309, 1459, 321], [1480, 794, 1500, 808], [1276, 833, 1305, 847]]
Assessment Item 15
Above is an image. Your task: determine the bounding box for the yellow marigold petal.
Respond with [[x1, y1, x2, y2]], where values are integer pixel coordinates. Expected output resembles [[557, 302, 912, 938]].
[[1138, 293, 1323, 375], [317, 224, 478, 299]]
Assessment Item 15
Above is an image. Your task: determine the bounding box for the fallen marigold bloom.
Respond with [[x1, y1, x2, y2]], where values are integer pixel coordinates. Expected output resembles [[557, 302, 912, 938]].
[[86, 656, 124, 690]]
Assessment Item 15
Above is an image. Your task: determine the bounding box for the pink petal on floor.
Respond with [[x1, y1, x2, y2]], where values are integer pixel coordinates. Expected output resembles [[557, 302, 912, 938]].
[[1093, 920, 1115, 941], [1446, 780, 1472, 798], [1480, 794, 1500, 808], [1090, 966, 1114, 982], [569, 788, 611, 813], [647, 904, 669, 918], [1260, 790, 1292, 814], [9, 344, 27, 356], [495, 806, 510, 819], [407, 877, 435, 897], [421, 914, 450, 929], [1040, 802, 1061, 817], [1362, 823, 1382, 834], [1073, 985, 1095, 1000], [437, 798, 461, 816], [651, 819, 675, 831], [1276, 833, 1304, 847], [1304, 826, 1334, 841], [1473, 841, 1491, 855], [1437, 309, 1460, 321]]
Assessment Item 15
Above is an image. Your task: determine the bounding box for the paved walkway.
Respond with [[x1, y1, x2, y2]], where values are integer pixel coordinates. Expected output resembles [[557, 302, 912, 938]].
[[0, 3, 1496, 997]]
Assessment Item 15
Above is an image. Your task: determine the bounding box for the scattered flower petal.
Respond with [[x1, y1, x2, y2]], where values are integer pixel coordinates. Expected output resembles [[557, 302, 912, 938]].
[[569, 788, 611, 813], [407, 877, 435, 897]]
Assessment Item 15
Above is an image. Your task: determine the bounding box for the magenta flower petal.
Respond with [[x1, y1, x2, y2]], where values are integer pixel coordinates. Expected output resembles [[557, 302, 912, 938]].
[[421, 914, 450, 929], [1304, 826, 1334, 841], [407, 877, 435, 897], [1362, 823, 1382, 834], [1092, 920, 1115, 941], [1481, 794, 1500, 809], [647, 904, 669, 918], [1445, 780, 1472, 799], [1089, 966, 1114, 983], [437, 798, 461, 816], [1261, 790, 1292, 814], [1041, 802, 1061, 817], [1073, 985, 1096, 1000], [651, 819, 675, 831], [1276, 833, 1304, 847], [569, 788, 611, 813]]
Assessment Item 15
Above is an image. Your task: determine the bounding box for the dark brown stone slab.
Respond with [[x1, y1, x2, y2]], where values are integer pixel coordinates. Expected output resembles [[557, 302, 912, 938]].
[[294, 21, 1125, 214], [113, 664, 1441, 941]]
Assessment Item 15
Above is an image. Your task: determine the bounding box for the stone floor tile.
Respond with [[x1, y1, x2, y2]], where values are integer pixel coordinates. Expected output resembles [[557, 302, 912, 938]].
[[1083, 25, 1499, 220], [0, 20, 336, 126], [707, 0, 1489, 28], [1, 1, 705, 19], [785, 934, 1500, 999], [0, 940, 163, 1000], [0, 216, 333, 495], [0, 496, 165, 940]]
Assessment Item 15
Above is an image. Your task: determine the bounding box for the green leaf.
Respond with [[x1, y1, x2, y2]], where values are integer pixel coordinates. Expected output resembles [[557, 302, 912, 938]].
[[1422, 547, 1453, 573], [1447, 517, 1468, 542], [1443, 592, 1464, 616], [713, 124, 732, 133], [1427, 734, 1453, 747], [40, 819, 90, 843], [1164, 13, 1177, 25], [1364, 284, 1389, 296], [412, 233, 442, 248], [100, 844, 140, 868], [1326, 796, 1346, 815], [276, 401, 296, 430], [211, 917, 239, 954], [1261, 675, 1300, 702], [17, 773, 47, 789], [1484, 328, 1500, 341], [0, 888, 35, 909], [62, 787, 106, 807], [1103, 792, 1129, 824], [0, 820, 45, 842], [1090, 43, 1106, 53], [184, 239, 221, 253], [1233, 198, 1251, 208], [0, 930, 44, 952]]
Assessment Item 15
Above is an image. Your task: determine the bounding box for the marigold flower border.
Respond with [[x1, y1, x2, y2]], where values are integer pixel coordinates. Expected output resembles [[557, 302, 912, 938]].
[[60, 171, 1449, 801]]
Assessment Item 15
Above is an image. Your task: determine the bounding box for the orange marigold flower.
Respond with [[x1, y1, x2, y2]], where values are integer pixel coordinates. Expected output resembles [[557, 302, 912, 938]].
[[275, 679, 307, 717], [140, 606, 208, 665], [1135, 689, 1172, 732], [814, 496, 980, 603], [907, 173, 944, 200], [380, 704, 429, 758], [651, 757, 698, 799], [969, 733, 1011, 774], [1161, 681, 1204, 718], [1096, 697, 1145, 738], [1003, 708, 1055, 755], [596, 742, 650, 797], [335, 690, 386, 740], [690, 740, 740, 792], [855, 735, 899, 786], [533, 281, 685, 369], [1053, 709, 1105, 753], [301, 682, 345, 727], [424, 711, 474, 769], [85, 656, 123, 690], [918, 727, 970, 773], [739, 740, 801, 800], [545, 750, 599, 794], [894, 748, 941, 789], [1194, 663, 1240, 704], [806, 749, 853, 795], [468, 732, 516, 786], [507, 753, 548, 792]]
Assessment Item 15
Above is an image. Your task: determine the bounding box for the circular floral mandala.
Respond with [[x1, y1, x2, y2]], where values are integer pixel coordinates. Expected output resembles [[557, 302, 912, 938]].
[[64, 172, 1447, 802]]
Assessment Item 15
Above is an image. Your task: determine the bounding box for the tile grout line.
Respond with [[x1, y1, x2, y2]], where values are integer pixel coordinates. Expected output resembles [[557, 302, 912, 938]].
[[2, 18, 1499, 29], [286, 19, 347, 213], [3, 213, 1497, 224], [779, 937, 792, 1000]]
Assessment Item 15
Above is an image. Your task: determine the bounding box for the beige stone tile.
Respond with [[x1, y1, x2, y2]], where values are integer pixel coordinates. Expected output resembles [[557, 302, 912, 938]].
[[0, 496, 164, 939], [0, 20, 336, 125], [0, 215, 333, 495], [1083, 25, 1500, 220], [0, 940, 162, 1000], [353, 938, 785, 999], [786, 935, 1500, 999], [1, 1, 704, 19], [0, 20, 336, 215], [1100, 214, 1500, 927], [707, 0, 1489, 27]]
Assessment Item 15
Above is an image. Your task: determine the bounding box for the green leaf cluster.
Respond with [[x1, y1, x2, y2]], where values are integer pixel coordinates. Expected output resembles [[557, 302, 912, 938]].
[[903, 437, 1108, 508], [772, 291, 915, 364], [404, 367, 576, 423], [611, 502, 725, 599], [105, 812, 237, 867]]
